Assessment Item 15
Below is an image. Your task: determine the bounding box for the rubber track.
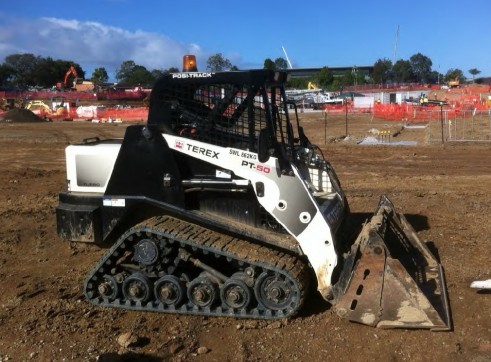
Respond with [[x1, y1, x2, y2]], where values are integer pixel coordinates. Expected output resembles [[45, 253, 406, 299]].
[[84, 215, 310, 319]]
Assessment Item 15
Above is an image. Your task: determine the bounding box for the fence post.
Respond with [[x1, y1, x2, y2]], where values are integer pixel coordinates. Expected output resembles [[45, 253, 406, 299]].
[[440, 102, 444, 144], [324, 111, 327, 144], [345, 100, 348, 136]]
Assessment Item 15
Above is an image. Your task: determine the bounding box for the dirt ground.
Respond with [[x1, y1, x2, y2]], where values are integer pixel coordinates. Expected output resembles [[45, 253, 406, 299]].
[[1, 112, 491, 362]]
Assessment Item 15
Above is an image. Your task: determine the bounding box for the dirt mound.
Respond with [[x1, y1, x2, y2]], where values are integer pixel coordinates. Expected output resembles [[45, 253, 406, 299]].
[[0, 108, 48, 123]]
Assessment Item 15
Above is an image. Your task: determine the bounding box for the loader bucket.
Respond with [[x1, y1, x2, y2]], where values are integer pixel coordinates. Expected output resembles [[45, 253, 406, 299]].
[[334, 195, 451, 331]]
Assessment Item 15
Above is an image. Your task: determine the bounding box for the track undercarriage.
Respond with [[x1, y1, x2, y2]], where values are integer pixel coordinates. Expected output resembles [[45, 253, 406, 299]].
[[85, 215, 310, 319]]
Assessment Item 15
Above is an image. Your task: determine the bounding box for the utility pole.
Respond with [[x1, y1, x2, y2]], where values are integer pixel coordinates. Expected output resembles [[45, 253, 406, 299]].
[[393, 25, 399, 65]]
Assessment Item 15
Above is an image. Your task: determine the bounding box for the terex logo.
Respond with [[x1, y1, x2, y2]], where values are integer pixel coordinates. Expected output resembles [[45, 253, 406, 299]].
[[186, 144, 219, 159]]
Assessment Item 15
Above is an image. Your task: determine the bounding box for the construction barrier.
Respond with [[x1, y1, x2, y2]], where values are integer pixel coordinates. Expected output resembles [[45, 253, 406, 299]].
[[1, 90, 97, 101], [321, 100, 490, 125], [372, 103, 490, 123], [323, 104, 348, 113], [1, 90, 148, 102], [29, 106, 148, 123], [101, 107, 148, 122]]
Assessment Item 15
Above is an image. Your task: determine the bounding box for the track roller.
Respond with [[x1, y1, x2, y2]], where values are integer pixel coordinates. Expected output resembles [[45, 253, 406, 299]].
[[154, 275, 186, 306], [187, 276, 218, 308], [122, 272, 153, 303]]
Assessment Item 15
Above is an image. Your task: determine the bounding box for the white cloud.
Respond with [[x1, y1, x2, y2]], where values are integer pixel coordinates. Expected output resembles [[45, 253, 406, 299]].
[[0, 16, 208, 78]]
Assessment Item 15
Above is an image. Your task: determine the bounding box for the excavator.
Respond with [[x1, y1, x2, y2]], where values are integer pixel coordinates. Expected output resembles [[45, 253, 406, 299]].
[[56, 66, 78, 90], [56, 66, 94, 91], [56, 55, 451, 330]]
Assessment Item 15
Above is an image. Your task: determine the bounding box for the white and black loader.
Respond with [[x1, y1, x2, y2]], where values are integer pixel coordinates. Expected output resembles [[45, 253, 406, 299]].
[[56, 56, 451, 330]]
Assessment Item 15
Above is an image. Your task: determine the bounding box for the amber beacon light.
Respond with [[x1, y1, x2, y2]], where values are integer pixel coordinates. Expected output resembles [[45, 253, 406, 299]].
[[182, 55, 197, 72]]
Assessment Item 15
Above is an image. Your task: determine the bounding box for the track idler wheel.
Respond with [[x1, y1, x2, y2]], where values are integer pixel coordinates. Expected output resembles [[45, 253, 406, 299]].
[[122, 272, 153, 303], [221, 278, 252, 310], [187, 276, 218, 308], [154, 275, 185, 306]]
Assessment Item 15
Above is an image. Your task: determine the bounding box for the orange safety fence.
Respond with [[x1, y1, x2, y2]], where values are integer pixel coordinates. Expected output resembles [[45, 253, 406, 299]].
[[321, 102, 491, 123], [376, 104, 465, 122], [322, 103, 374, 114], [0, 90, 149, 102], [373, 103, 490, 122], [322, 104, 347, 113], [100, 107, 148, 122], [1, 90, 97, 101], [29, 107, 149, 122]]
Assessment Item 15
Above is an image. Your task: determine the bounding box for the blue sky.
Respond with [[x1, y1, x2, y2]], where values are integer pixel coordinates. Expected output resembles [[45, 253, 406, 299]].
[[1, 0, 490, 81]]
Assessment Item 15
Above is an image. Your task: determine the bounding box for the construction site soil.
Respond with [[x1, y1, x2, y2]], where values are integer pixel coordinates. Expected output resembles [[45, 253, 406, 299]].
[[1, 112, 491, 362]]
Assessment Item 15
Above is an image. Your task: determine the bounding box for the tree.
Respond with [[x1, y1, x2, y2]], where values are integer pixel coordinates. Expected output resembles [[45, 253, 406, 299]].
[[468, 68, 481, 83], [32, 57, 58, 88], [286, 77, 308, 89], [125, 65, 154, 85], [151, 67, 180, 80], [274, 57, 288, 70], [331, 78, 342, 92], [392, 59, 415, 83], [3, 54, 83, 88], [150, 69, 167, 80], [167, 66, 180, 73], [409, 53, 432, 83], [372, 58, 392, 83], [0, 64, 15, 87], [29, 57, 84, 88], [116, 61, 154, 85], [340, 70, 355, 86], [206, 53, 232, 72], [4, 53, 42, 87], [335, 68, 366, 87], [91, 67, 108, 85], [116, 60, 137, 82], [315, 67, 334, 88], [428, 70, 443, 85], [352, 67, 366, 86], [263, 58, 275, 70]]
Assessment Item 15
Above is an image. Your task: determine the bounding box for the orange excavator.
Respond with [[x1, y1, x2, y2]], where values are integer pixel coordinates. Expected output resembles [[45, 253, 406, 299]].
[[56, 66, 78, 90], [56, 66, 94, 91]]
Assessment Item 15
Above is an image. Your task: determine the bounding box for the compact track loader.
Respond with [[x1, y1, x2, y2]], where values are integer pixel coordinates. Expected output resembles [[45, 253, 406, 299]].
[[56, 56, 451, 330]]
